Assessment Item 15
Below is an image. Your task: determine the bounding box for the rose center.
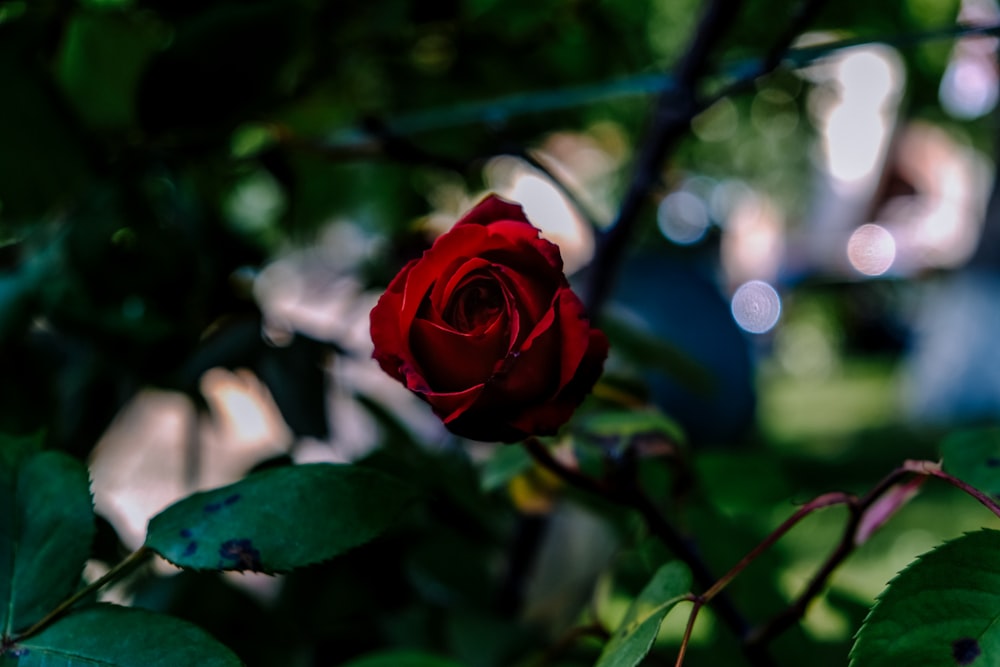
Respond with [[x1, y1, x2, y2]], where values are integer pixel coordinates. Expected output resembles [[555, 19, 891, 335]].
[[445, 277, 504, 332]]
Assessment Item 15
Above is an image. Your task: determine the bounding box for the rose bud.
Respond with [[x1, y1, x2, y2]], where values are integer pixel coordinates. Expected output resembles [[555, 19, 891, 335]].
[[370, 194, 608, 443]]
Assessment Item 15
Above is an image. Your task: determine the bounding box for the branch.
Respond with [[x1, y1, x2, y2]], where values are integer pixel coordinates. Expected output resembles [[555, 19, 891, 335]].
[[584, 0, 745, 317], [903, 459, 1000, 519], [745, 467, 920, 647], [14, 547, 153, 642], [522, 438, 773, 667]]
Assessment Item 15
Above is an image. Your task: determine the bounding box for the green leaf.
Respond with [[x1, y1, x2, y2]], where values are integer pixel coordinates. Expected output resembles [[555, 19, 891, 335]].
[[0, 435, 94, 636], [851, 529, 1000, 666], [340, 650, 463, 667], [479, 444, 533, 492], [577, 409, 686, 449], [55, 11, 162, 130], [4, 604, 241, 666], [941, 428, 1000, 497], [596, 307, 713, 396], [145, 463, 416, 573], [596, 561, 692, 667], [0, 23, 91, 221]]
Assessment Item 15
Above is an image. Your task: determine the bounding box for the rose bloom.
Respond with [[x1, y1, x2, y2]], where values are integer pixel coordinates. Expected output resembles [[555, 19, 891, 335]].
[[370, 194, 608, 443]]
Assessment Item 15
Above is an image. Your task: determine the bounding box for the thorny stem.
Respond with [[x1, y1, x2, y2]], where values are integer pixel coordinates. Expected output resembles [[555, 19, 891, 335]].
[[905, 459, 1000, 519], [526, 450, 1000, 665], [675, 459, 1000, 663], [746, 467, 921, 646], [522, 438, 771, 667], [12, 546, 153, 643]]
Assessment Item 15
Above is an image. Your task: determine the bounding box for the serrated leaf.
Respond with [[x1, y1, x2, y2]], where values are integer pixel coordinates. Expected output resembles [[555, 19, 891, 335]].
[[596, 561, 692, 667], [941, 428, 1000, 498], [145, 463, 416, 573], [3, 604, 241, 666], [1, 435, 94, 636], [851, 529, 1000, 666], [340, 650, 464, 667]]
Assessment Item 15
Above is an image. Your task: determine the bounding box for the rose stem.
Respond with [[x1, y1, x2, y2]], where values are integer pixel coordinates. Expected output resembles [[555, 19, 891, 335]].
[[745, 466, 921, 649], [583, 0, 743, 318], [584, 0, 830, 318], [522, 438, 773, 667], [14, 546, 153, 642]]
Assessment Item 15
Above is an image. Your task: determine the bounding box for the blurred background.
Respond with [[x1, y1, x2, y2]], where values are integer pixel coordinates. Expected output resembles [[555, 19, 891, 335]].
[[3, 0, 1000, 664]]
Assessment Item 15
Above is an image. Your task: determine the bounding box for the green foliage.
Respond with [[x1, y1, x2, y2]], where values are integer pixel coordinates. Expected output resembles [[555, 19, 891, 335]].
[[479, 444, 533, 492], [850, 529, 1000, 667], [941, 428, 1000, 496], [145, 463, 416, 573], [0, 434, 93, 636], [596, 562, 692, 667], [1, 0, 999, 665], [4, 604, 241, 667], [340, 651, 464, 667]]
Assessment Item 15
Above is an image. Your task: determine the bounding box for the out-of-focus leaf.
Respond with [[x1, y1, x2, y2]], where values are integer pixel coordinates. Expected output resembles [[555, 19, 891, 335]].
[[480, 444, 533, 492], [136, 1, 300, 135], [145, 463, 416, 573], [340, 650, 463, 667], [56, 11, 163, 130], [599, 306, 713, 396], [577, 408, 686, 449], [0, 433, 94, 635], [256, 334, 331, 439], [5, 604, 241, 666], [851, 529, 1000, 666], [0, 23, 90, 220], [941, 427, 1000, 497], [595, 561, 692, 667]]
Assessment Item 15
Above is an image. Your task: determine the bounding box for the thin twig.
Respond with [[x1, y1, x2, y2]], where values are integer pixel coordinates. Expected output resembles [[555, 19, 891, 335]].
[[761, 0, 831, 74], [904, 459, 1000, 519], [522, 438, 773, 667], [674, 595, 702, 667], [584, 0, 745, 317], [512, 148, 607, 232], [746, 466, 918, 647], [702, 492, 853, 603], [13, 546, 153, 642]]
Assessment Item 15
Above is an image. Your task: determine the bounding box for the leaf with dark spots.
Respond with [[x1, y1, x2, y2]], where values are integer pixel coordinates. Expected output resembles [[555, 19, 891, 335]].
[[851, 530, 1000, 666], [952, 638, 981, 665], [218, 539, 262, 572], [204, 494, 241, 513], [145, 463, 417, 574]]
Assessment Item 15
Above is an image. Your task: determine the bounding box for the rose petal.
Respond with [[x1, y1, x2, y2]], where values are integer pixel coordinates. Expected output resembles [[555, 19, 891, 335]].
[[509, 327, 609, 437], [551, 287, 595, 390], [411, 312, 510, 392], [483, 220, 564, 274], [370, 260, 416, 382], [453, 194, 532, 228], [425, 384, 487, 424]]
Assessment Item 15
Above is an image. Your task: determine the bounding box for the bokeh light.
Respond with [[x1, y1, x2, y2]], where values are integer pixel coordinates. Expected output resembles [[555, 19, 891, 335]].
[[731, 280, 782, 334], [816, 45, 903, 187], [847, 223, 896, 276], [657, 190, 710, 245]]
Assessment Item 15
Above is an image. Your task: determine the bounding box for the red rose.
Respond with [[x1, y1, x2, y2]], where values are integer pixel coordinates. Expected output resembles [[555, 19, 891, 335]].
[[370, 194, 608, 443]]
